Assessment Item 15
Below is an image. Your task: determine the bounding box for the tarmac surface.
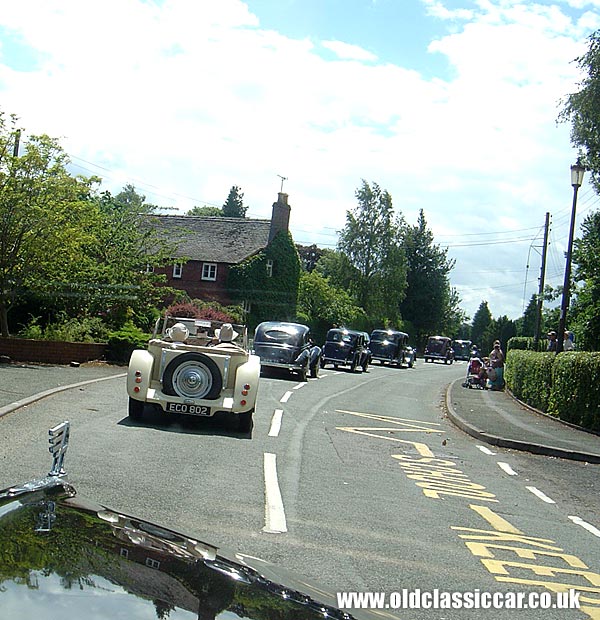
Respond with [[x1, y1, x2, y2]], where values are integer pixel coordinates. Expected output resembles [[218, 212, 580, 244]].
[[1, 360, 599, 464], [446, 377, 600, 464]]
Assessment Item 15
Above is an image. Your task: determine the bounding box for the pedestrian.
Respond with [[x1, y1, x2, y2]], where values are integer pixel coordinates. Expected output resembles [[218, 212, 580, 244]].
[[563, 331, 575, 351], [488, 340, 505, 391], [547, 331, 557, 352]]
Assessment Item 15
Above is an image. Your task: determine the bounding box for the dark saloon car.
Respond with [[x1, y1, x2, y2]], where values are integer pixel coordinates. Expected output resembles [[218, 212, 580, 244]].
[[423, 335, 454, 364], [452, 339, 473, 361], [253, 321, 321, 380], [369, 329, 415, 368], [320, 328, 370, 372], [0, 422, 370, 620]]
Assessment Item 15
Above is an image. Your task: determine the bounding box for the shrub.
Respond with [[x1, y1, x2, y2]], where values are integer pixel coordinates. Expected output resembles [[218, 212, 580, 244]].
[[505, 350, 555, 412], [18, 315, 110, 343], [106, 321, 150, 363], [548, 352, 600, 430]]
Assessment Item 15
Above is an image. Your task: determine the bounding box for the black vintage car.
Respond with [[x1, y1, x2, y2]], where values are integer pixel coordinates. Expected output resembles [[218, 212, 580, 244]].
[[320, 328, 370, 372], [253, 321, 321, 381], [424, 335, 454, 364], [0, 422, 371, 620], [369, 329, 415, 368], [452, 339, 473, 361]]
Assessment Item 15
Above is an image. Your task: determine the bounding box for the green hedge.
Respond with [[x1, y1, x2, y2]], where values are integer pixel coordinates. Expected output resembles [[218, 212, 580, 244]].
[[548, 352, 600, 431], [506, 350, 600, 431]]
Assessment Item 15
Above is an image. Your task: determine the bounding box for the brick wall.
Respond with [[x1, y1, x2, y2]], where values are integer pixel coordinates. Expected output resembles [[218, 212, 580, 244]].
[[0, 338, 108, 364], [157, 260, 232, 304]]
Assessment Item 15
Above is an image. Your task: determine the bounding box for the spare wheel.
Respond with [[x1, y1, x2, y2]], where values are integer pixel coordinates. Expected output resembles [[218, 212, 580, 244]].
[[163, 353, 222, 399]]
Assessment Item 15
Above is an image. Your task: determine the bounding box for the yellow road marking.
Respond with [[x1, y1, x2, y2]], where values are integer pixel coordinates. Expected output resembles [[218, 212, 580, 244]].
[[469, 504, 523, 534], [336, 409, 443, 431], [335, 427, 434, 457]]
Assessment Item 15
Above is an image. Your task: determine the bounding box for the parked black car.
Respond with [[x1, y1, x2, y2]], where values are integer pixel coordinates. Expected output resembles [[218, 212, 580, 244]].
[[369, 329, 415, 368], [320, 328, 370, 372], [253, 321, 321, 381], [424, 335, 454, 364], [0, 421, 372, 620]]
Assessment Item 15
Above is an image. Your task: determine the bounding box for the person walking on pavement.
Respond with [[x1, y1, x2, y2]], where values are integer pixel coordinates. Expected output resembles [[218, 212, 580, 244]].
[[547, 331, 557, 352], [488, 340, 505, 391]]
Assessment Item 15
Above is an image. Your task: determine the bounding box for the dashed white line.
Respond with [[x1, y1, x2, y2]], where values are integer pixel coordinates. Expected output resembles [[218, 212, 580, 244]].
[[477, 445, 496, 455], [569, 516, 600, 538], [293, 382, 306, 390], [497, 462, 518, 476], [262, 453, 287, 533], [526, 486, 556, 504], [268, 409, 283, 437], [280, 391, 293, 403]]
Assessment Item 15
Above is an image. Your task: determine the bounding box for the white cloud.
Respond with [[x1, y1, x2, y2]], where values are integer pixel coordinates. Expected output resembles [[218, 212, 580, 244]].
[[321, 40, 378, 62], [0, 0, 596, 319]]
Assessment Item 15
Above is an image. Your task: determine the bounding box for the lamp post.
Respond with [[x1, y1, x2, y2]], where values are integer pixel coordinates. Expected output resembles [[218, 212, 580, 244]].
[[556, 160, 585, 353]]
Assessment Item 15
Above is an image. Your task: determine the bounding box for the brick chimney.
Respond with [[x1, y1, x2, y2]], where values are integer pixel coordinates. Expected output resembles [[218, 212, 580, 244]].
[[269, 192, 291, 242]]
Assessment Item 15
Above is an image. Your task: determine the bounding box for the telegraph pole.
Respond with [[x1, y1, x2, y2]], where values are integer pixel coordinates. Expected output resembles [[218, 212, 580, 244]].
[[13, 129, 21, 157], [533, 212, 550, 350]]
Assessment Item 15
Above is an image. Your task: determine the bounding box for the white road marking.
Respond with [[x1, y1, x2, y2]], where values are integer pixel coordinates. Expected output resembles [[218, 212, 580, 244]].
[[569, 516, 600, 538], [526, 486, 556, 504], [293, 382, 305, 390], [497, 462, 518, 476], [477, 445, 496, 455], [268, 409, 283, 437], [262, 453, 287, 533], [280, 391, 293, 403]]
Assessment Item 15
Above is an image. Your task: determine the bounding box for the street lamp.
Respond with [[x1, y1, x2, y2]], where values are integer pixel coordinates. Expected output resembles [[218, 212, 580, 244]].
[[556, 160, 585, 353]]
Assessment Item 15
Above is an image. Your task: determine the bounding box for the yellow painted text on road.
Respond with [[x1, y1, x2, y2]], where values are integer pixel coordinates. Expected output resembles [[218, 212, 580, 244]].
[[453, 505, 600, 617]]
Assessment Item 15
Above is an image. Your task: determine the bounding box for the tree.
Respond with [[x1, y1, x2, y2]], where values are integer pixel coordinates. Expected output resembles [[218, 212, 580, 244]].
[[337, 180, 407, 324], [0, 112, 99, 336], [471, 301, 492, 349], [399, 209, 459, 343], [559, 30, 600, 192], [296, 270, 365, 342], [570, 210, 600, 350], [517, 294, 539, 337], [187, 205, 222, 217], [222, 185, 247, 218]]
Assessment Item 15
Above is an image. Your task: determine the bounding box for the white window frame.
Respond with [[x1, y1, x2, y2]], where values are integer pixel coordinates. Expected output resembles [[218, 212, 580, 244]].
[[173, 263, 183, 278], [145, 557, 160, 569], [201, 262, 217, 281], [266, 259, 273, 278], [120, 548, 129, 559]]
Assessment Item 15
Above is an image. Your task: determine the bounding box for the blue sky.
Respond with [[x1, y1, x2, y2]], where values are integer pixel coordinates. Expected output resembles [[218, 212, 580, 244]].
[[1, 0, 599, 322]]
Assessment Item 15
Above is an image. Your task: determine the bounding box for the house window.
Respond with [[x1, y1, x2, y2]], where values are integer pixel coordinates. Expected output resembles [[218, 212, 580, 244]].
[[120, 548, 129, 559], [173, 263, 183, 278], [145, 264, 154, 273], [202, 263, 217, 281], [145, 557, 160, 569], [266, 260, 273, 278]]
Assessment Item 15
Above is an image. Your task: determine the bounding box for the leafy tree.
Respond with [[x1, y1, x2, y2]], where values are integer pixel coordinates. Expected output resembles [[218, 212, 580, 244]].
[[399, 209, 459, 342], [484, 315, 517, 354], [296, 243, 325, 272], [337, 180, 407, 324], [517, 294, 539, 337], [222, 185, 247, 218], [471, 301, 492, 349], [559, 30, 600, 192], [570, 210, 600, 350], [0, 112, 99, 336], [296, 270, 365, 342], [187, 205, 222, 217]]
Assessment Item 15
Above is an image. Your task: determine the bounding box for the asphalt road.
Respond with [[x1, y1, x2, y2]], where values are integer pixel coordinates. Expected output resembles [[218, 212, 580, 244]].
[[1, 360, 599, 619]]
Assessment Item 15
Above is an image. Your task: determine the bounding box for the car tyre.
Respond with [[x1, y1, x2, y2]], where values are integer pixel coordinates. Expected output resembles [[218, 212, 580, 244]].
[[128, 397, 144, 420], [163, 353, 222, 399]]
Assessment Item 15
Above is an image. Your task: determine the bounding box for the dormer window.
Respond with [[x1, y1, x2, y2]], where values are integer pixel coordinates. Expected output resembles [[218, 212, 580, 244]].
[[202, 263, 217, 281]]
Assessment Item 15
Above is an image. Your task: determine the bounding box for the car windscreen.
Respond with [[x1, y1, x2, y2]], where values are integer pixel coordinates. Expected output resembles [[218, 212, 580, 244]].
[[255, 327, 303, 347], [427, 338, 447, 352], [371, 331, 399, 343]]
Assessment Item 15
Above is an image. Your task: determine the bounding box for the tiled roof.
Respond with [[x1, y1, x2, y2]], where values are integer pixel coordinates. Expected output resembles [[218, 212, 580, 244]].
[[148, 215, 271, 264]]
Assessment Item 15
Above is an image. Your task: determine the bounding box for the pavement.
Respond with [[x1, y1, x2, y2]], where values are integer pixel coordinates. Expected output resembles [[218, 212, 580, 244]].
[[446, 377, 600, 464], [0, 361, 126, 418], [2, 360, 599, 464]]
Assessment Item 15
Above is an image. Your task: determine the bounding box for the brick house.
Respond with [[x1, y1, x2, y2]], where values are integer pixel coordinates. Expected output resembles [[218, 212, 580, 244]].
[[151, 192, 293, 307]]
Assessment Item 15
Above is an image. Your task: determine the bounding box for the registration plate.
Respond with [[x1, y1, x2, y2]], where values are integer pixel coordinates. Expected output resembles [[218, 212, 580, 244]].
[[166, 403, 211, 416]]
